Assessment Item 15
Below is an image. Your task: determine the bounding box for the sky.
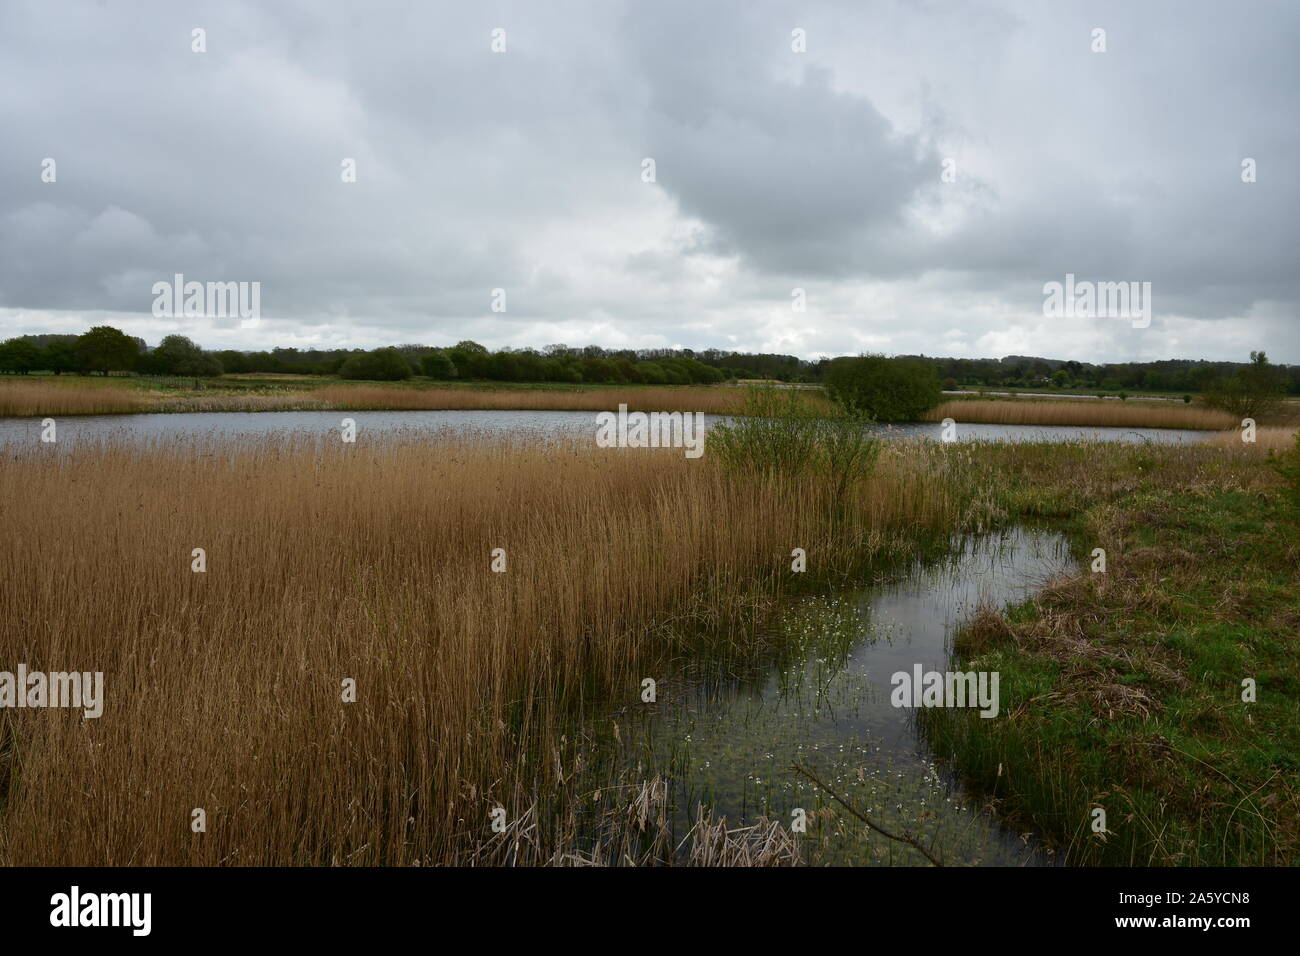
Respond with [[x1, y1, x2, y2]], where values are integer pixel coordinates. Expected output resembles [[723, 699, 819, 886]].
[[1, 0, 1297, 363]]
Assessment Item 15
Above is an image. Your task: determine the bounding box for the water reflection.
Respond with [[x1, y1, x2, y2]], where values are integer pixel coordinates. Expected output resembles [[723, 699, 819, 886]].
[[608, 526, 1077, 866], [0, 408, 1215, 447]]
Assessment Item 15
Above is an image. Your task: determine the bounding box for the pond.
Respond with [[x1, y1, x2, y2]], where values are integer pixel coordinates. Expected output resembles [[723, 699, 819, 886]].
[[595, 525, 1078, 866], [0, 409, 1217, 447]]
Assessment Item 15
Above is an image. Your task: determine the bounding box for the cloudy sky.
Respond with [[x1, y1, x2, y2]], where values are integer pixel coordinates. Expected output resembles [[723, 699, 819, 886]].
[[2, 0, 1297, 363]]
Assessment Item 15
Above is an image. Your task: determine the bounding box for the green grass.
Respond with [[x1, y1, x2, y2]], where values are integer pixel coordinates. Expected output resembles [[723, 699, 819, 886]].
[[924, 444, 1300, 865]]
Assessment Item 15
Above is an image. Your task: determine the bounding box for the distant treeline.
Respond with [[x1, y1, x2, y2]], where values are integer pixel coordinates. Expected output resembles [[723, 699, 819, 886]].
[[2, 328, 1298, 394]]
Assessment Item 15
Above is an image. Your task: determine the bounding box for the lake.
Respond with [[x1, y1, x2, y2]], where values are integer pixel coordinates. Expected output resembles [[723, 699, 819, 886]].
[[0, 409, 1219, 447]]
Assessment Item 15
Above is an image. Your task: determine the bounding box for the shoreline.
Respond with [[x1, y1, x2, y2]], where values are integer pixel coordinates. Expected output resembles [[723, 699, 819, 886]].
[[1, 378, 1279, 430]]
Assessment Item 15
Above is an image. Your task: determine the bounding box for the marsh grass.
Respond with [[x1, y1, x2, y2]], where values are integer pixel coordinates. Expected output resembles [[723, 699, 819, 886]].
[[4, 420, 1292, 867], [311, 384, 775, 415], [0, 431, 956, 865], [923, 398, 1236, 431], [921, 441, 1299, 865], [708, 387, 881, 512], [1209, 425, 1299, 452], [0, 380, 150, 415], [1, 378, 828, 417]]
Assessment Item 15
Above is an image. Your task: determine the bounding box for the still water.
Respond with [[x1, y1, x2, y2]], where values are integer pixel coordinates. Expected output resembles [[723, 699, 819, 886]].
[[602, 526, 1077, 866], [0, 408, 1216, 446]]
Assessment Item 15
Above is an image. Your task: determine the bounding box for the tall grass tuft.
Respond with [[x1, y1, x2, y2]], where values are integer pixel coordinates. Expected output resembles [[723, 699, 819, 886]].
[[708, 386, 881, 506]]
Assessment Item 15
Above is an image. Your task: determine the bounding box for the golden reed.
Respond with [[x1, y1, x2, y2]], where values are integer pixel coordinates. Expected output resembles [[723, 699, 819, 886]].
[[0, 432, 956, 864], [923, 398, 1236, 431], [0, 380, 149, 416]]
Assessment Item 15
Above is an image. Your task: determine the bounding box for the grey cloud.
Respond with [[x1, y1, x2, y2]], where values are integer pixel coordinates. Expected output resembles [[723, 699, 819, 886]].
[[0, 0, 1296, 362]]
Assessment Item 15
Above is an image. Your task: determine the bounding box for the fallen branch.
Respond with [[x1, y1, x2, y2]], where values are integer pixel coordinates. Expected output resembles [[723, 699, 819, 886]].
[[792, 763, 945, 866]]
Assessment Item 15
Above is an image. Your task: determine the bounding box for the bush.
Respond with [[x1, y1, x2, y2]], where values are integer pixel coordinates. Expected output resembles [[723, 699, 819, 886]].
[[1204, 351, 1287, 422], [708, 387, 880, 504], [338, 348, 413, 381], [823, 355, 942, 422]]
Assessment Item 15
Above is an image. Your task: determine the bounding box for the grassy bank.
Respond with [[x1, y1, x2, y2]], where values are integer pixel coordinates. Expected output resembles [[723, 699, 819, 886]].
[[0, 432, 961, 865], [923, 439, 1300, 865]]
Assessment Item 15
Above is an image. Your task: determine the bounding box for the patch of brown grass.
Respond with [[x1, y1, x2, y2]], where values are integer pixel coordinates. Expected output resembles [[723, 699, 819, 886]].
[[311, 385, 776, 415], [1208, 425, 1298, 452], [923, 398, 1235, 430], [0, 380, 149, 416]]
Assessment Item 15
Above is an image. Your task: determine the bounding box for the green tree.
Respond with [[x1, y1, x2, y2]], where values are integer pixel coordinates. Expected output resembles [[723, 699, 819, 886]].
[[43, 338, 78, 375], [0, 338, 42, 374], [1204, 351, 1287, 421], [447, 342, 491, 378], [823, 355, 942, 422], [144, 335, 224, 376], [420, 350, 456, 379], [338, 347, 413, 381], [75, 325, 139, 375]]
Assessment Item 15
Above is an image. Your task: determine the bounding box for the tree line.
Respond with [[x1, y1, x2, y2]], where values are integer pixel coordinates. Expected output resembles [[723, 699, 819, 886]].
[[1, 327, 1296, 399]]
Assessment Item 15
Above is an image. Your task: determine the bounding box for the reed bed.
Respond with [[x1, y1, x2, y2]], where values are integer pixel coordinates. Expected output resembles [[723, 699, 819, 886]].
[[0, 380, 149, 416], [922, 398, 1236, 430], [1208, 425, 1299, 452], [311, 384, 765, 414], [151, 393, 329, 413], [0, 431, 956, 865]]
